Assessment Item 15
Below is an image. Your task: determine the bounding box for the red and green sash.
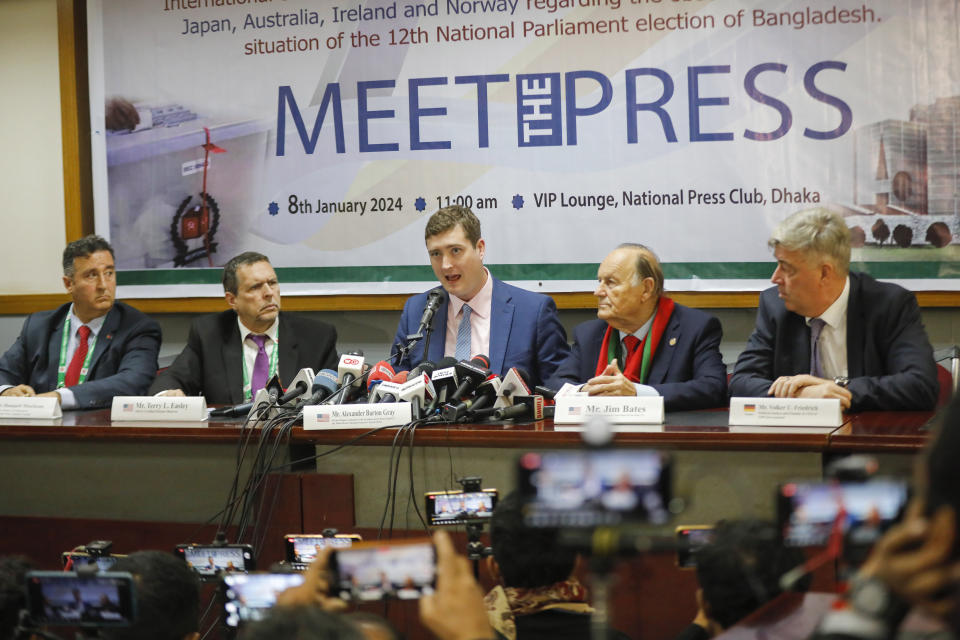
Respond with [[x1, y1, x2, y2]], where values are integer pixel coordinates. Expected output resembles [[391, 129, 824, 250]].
[[595, 296, 675, 384]]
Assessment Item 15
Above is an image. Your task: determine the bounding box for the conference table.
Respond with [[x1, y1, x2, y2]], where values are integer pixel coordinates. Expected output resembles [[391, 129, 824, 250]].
[[0, 407, 936, 640]]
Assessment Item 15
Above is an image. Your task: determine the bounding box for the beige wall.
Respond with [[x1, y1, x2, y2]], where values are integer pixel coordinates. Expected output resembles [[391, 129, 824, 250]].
[[0, 0, 66, 295]]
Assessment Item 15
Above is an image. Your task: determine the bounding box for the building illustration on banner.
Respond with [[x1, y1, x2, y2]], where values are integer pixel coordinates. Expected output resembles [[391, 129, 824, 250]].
[[841, 96, 960, 248]]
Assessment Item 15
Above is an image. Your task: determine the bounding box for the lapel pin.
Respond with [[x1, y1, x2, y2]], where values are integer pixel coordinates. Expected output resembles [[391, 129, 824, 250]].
[[668, 337, 677, 346]]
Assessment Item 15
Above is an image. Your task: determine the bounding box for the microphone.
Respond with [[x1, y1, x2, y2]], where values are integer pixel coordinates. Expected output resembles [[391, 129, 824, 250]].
[[245, 374, 283, 420], [450, 356, 492, 403], [428, 357, 459, 414], [410, 361, 436, 378], [330, 352, 365, 404], [277, 368, 315, 405], [442, 376, 502, 423], [209, 374, 282, 418], [493, 395, 545, 421], [534, 385, 559, 401], [497, 367, 533, 408], [413, 287, 447, 337], [366, 361, 397, 403], [392, 371, 409, 384], [399, 373, 435, 420], [300, 369, 339, 406], [372, 381, 403, 403]]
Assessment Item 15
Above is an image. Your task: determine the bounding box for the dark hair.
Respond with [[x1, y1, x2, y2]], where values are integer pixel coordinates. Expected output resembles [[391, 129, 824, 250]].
[[344, 612, 402, 640], [239, 605, 364, 640], [100, 551, 200, 640], [424, 206, 481, 246], [616, 243, 664, 298], [222, 252, 271, 294], [695, 519, 808, 629], [490, 491, 576, 588], [0, 555, 33, 640], [62, 235, 115, 277]]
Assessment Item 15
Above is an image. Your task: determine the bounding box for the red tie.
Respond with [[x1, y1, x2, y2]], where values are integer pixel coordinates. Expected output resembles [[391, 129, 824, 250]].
[[64, 325, 91, 387], [622, 335, 641, 369]]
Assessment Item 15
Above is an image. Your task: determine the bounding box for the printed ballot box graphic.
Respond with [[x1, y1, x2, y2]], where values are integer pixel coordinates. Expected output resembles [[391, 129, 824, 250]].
[[106, 107, 271, 269]]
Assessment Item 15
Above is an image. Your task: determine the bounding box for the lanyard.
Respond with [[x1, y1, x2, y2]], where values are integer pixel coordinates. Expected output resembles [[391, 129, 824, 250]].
[[241, 333, 279, 402], [56, 314, 98, 389]]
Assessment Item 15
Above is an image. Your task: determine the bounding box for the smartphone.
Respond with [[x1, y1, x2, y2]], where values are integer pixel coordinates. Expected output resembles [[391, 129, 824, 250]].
[[283, 534, 363, 569], [26, 571, 136, 627], [329, 538, 436, 601], [777, 478, 909, 547], [174, 544, 255, 579], [675, 526, 716, 569], [222, 571, 305, 630], [61, 551, 126, 572], [517, 450, 672, 527], [425, 489, 498, 526]]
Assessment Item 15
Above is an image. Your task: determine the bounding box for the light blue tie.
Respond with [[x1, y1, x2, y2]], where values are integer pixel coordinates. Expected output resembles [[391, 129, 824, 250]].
[[455, 304, 472, 361]]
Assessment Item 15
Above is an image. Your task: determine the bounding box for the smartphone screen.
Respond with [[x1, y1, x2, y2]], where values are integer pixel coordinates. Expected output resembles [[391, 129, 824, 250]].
[[284, 535, 362, 565], [175, 544, 255, 578], [330, 539, 435, 601], [26, 571, 135, 627], [61, 552, 125, 572], [222, 572, 305, 629], [518, 450, 672, 527], [425, 489, 498, 526], [778, 479, 909, 547], [675, 526, 716, 569]]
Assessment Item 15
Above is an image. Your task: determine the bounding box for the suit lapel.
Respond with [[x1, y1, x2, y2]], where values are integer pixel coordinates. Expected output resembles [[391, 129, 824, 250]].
[[222, 318, 244, 404], [488, 280, 514, 375], [277, 314, 299, 387], [647, 313, 680, 385], [86, 305, 121, 376], [845, 273, 864, 378], [44, 306, 71, 389], [426, 299, 449, 363]]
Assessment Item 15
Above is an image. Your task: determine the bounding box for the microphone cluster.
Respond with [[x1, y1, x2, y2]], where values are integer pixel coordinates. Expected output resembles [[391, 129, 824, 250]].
[[213, 349, 555, 424]]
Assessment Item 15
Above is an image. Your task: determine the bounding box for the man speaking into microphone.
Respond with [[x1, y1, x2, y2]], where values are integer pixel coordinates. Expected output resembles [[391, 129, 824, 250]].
[[392, 206, 569, 387], [149, 252, 339, 405]]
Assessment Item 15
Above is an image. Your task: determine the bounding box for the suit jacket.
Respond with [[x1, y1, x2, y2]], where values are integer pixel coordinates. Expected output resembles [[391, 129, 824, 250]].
[[729, 272, 938, 411], [546, 304, 728, 411], [0, 302, 161, 409], [148, 310, 339, 405], [392, 278, 570, 387]]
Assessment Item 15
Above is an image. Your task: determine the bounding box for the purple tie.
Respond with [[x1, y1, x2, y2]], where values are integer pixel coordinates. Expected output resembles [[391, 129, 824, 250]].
[[809, 318, 826, 378], [249, 334, 269, 396]]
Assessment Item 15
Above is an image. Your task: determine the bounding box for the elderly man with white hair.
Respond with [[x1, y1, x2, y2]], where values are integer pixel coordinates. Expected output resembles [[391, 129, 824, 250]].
[[729, 208, 938, 411]]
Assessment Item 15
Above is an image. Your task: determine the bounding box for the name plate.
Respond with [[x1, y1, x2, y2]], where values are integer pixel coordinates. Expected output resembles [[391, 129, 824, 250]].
[[111, 396, 208, 422], [0, 396, 62, 419], [729, 397, 843, 427], [554, 396, 664, 425], [303, 403, 412, 430]]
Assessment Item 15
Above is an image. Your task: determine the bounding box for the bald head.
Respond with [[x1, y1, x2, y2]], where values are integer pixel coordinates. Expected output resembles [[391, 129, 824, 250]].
[[594, 245, 663, 333]]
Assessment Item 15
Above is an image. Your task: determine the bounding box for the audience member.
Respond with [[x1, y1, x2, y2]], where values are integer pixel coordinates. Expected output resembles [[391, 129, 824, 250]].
[[100, 551, 200, 640], [239, 605, 364, 640], [674, 519, 808, 639], [0, 556, 33, 640], [485, 491, 630, 640]]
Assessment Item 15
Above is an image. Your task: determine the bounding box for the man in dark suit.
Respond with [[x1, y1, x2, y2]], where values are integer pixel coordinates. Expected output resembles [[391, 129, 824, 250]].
[[0, 235, 161, 409], [149, 252, 338, 405], [729, 208, 937, 412], [392, 206, 569, 387], [547, 244, 727, 411]]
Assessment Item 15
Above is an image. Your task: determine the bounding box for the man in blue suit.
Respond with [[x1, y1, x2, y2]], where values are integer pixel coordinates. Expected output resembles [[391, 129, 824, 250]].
[[392, 206, 569, 387], [0, 235, 161, 409], [729, 208, 937, 411], [547, 244, 727, 411]]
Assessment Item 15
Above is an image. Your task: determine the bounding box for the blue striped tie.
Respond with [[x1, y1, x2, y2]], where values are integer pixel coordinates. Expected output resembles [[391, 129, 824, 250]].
[[455, 304, 472, 361]]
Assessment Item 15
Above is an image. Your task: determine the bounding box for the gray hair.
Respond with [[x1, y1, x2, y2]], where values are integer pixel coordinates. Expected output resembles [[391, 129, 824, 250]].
[[62, 235, 114, 277], [768, 208, 850, 274], [617, 243, 664, 298], [222, 251, 271, 294]]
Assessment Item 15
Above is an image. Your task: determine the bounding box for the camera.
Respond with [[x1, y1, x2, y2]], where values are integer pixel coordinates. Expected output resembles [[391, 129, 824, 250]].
[[329, 538, 435, 601], [283, 533, 363, 570], [222, 571, 305, 630], [518, 450, 673, 527], [25, 571, 136, 627], [674, 525, 715, 569], [425, 488, 498, 526], [175, 543, 255, 580]]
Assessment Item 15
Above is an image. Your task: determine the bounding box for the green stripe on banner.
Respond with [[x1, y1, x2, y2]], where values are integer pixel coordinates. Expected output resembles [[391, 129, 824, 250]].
[[116, 261, 960, 286]]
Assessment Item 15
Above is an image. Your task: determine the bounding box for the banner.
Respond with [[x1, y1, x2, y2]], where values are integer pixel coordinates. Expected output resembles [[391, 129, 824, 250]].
[[87, 0, 960, 297]]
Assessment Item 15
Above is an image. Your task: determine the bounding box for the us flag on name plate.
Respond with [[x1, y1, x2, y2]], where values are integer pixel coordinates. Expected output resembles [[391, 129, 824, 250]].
[[316, 412, 330, 423], [123, 403, 134, 412], [567, 406, 582, 416]]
